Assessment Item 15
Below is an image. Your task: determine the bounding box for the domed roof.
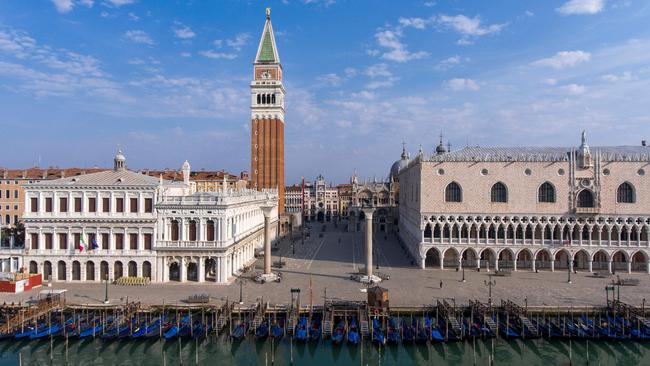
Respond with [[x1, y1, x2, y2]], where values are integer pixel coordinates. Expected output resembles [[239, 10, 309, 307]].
[[389, 144, 410, 180], [115, 149, 125, 162]]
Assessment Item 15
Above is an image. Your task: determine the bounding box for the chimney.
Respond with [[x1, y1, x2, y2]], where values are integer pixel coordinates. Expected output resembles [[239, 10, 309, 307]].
[[643, 140, 647, 147]]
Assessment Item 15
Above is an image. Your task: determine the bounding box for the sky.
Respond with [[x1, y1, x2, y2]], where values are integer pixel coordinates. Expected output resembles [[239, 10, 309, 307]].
[[1, 0, 649, 184]]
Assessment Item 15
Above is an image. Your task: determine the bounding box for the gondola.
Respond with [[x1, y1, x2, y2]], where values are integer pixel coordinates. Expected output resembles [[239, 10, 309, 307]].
[[231, 322, 248, 340], [372, 318, 385, 345], [415, 318, 429, 343], [256, 321, 269, 339], [308, 317, 321, 341], [347, 318, 360, 345], [295, 317, 308, 342], [332, 320, 345, 345], [164, 315, 189, 340], [270, 322, 283, 339], [387, 318, 400, 344], [401, 318, 415, 343]]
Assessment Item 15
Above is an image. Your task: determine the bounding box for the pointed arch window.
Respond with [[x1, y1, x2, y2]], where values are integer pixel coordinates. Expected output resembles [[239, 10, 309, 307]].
[[271, 94, 276, 104], [617, 182, 635, 203], [257, 94, 261, 104], [445, 182, 462, 202], [577, 190, 595, 208], [538, 182, 556, 203], [490, 182, 508, 203]]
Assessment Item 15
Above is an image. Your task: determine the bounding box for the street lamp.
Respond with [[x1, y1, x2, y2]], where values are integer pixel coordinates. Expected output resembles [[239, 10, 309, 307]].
[[104, 276, 110, 304], [484, 275, 496, 307], [238, 277, 244, 304], [461, 266, 466, 283], [567, 258, 572, 284]]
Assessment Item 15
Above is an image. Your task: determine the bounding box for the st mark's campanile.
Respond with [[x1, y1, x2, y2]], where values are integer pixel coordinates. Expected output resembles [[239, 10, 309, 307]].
[[251, 9, 285, 213]]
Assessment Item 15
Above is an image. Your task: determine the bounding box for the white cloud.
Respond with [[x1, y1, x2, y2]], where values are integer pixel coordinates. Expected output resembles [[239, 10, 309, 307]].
[[180, 52, 191, 58], [437, 14, 507, 36], [128, 12, 139, 21], [123, 30, 154, 45], [562, 83, 586, 94], [602, 71, 632, 82], [317, 73, 344, 87], [173, 23, 196, 39], [374, 29, 428, 63], [436, 55, 466, 70], [364, 63, 392, 78], [106, 0, 134, 7], [525, 10, 535, 16], [199, 50, 237, 60], [226, 33, 250, 51], [557, 0, 605, 15], [543, 78, 558, 86], [51, 0, 74, 13], [365, 77, 398, 90], [398, 17, 430, 29], [532, 50, 591, 69], [445, 78, 480, 91], [344, 67, 357, 77]]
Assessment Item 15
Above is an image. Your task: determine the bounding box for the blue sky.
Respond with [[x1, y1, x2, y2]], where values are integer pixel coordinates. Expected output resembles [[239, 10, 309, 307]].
[[1, 0, 649, 184]]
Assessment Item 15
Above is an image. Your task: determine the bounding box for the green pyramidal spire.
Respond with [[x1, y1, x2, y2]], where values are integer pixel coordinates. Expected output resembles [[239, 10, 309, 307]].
[[255, 9, 280, 64]]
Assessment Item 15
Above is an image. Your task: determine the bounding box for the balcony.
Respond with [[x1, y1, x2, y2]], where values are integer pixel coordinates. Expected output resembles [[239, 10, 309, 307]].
[[574, 207, 600, 215], [154, 240, 222, 250]]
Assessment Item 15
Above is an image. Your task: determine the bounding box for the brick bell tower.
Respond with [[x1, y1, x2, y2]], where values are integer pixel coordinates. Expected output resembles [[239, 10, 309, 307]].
[[251, 8, 285, 213]]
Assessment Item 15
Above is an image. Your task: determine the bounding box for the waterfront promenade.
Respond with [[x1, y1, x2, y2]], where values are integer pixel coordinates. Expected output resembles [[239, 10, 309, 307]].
[[1, 223, 647, 308]]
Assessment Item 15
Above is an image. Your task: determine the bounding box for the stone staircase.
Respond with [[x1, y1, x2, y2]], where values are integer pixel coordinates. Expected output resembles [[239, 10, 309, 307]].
[[519, 315, 539, 338]]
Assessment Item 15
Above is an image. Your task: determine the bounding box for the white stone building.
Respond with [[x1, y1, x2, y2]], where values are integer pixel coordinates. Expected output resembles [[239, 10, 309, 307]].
[[397, 133, 650, 274], [4, 151, 278, 284]]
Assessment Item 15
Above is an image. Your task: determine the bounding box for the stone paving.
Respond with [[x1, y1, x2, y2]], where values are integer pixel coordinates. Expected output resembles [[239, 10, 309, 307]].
[[2, 222, 649, 308]]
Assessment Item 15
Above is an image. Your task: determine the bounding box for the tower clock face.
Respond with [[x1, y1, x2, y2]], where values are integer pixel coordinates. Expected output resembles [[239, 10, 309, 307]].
[[261, 71, 271, 79]]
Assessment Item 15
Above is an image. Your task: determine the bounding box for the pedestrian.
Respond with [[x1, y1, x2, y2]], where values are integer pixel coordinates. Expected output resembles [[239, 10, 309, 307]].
[[439, 280, 443, 289]]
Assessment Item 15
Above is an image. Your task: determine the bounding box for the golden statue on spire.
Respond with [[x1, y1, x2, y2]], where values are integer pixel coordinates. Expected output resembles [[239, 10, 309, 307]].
[[266, 7, 271, 19]]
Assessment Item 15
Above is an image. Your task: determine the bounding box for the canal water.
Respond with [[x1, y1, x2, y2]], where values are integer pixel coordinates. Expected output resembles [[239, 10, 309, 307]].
[[0, 336, 648, 365]]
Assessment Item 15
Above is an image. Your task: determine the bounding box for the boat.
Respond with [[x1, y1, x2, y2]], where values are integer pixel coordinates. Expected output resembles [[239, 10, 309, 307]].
[[372, 318, 385, 345], [402, 319, 415, 343], [256, 322, 269, 339], [430, 326, 445, 342], [332, 320, 345, 344], [308, 317, 321, 341], [164, 315, 189, 340], [30, 322, 64, 339], [191, 321, 206, 339], [347, 318, 360, 345], [295, 317, 308, 342], [387, 318, 400, 344], [231, 322, 248, 340], [270, 322, 283, 339], [132, 319, 161, 338], [415, 318, 429, 343]]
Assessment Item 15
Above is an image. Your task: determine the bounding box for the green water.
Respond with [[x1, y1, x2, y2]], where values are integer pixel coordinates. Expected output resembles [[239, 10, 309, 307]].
[[1, 336, 648, 365]]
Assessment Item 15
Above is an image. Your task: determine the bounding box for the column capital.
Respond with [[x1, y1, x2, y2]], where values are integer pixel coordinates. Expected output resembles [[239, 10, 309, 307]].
[[361, 207, 375, 219], [261, 202, 277, 218]]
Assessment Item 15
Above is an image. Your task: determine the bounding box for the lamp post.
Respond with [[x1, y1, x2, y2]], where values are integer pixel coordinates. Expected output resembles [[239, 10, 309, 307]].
[[375, 246, 379, 270], [238, 277, 244, 305], [461, 266, 466, 283], [484, 275, 496, 307], [104, 276, 110, 304], [567, 258, 572, 284]]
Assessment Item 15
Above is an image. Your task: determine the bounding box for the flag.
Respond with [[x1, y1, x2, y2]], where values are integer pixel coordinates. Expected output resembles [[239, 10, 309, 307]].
[[91, 236, 99, 250], [80, 235, 87, 252]]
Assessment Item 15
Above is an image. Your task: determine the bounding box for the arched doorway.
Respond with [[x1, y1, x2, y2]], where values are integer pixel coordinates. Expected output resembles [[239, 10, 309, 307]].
[[480, 249, 496, 270], [72, 261, 81, 281], [100, 261, 109, 281], [516, 249, 533, 270], [206, 220, 215, 242], [29, 261, 38, 274], [535, 249, 552, 270], [498, 249, 514, 270], [43, 261, 52, 281], [317, 212, 324, 222], [128, 261, 137, 277], [169, 262, 180, 281], [574, 250, 590, 271], [592, 250, 609, 271], [171, 220, 180, 241], [86, 261, 95, 281], [57, 261, 67, 281], [205, 258, 216, 281], [187, 262, 198, 281], [142, 261, 152, 280], [554, 250, 570, 270], [424, 248, 440, 268], [114, 261, 123, 279], [443, 248, 459, 269], [611, 250, 628, 272], [632, 251, 648, 272], [189, 220, 197, 241], [461, 248, 478, 268]]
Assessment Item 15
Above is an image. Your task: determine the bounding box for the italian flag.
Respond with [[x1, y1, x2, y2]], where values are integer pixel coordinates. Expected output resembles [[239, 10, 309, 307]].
[[80, 235, 87, 252]]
